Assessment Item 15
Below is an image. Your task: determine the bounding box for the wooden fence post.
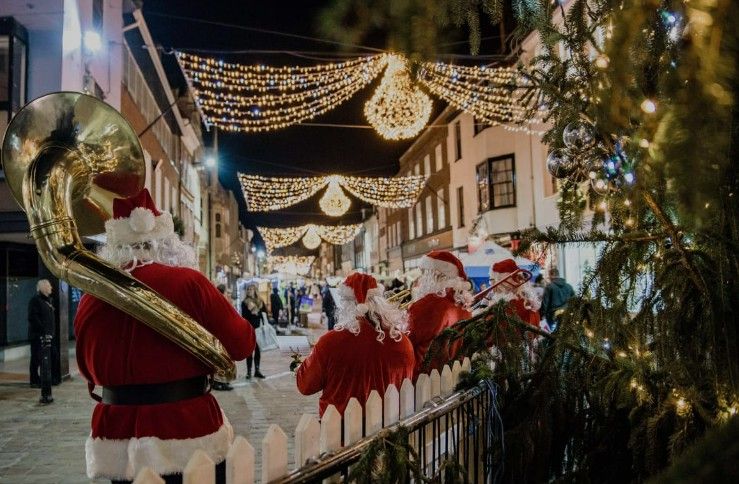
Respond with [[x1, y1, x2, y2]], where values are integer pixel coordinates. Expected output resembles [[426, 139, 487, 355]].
[[441, 365, 454, 396], [132, 467, 164, 484], [262, 424, 288, 483], [415, 373, 431, 412], [226, 436, 254, 484], [183, 449, 215, 484], [295, 414, 321, 468], [343, 397, 363, 445], [383, 383, 400, 426], [462, 356, 472, 374], [429, 369, 441, 398], [452, 360, 463, 386], [320, 404, 342, 453], [365, 390, 383, 436], [400, 378, 415, 419]]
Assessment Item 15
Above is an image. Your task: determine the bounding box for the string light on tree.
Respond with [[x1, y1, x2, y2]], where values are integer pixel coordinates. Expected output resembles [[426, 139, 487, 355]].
[[239, 173, 427, 214], [363, 54, 433, 140]]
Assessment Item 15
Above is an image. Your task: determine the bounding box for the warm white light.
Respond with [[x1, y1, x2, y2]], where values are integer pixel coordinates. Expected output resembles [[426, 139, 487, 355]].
[[257, 250, 265, 259], [319, 178, 352, 217], [302, 227, 322, 250], [640, 99, 657, 113], [84, 31, 103, 53], [205, 156, 217, 168]]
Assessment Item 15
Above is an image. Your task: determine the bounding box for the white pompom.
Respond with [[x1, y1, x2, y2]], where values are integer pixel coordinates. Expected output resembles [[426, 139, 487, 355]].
[[356, 303, 369, 314], [128, 207, 156, 234]]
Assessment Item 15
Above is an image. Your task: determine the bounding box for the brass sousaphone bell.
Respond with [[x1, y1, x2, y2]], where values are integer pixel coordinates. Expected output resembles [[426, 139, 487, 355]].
[[1, 92, 235, 379]]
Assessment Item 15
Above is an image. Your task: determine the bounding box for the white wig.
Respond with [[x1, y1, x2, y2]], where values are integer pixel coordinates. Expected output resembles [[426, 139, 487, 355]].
[[334, 283, 408, 343], [411, 268, 473, 308]]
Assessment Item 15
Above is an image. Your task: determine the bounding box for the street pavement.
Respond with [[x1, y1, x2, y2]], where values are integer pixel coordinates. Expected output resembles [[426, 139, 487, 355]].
[[0, 330, 322, 483]]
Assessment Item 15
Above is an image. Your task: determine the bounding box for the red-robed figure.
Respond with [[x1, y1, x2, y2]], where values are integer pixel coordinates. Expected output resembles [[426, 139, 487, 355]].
[[406, 250, 473, 378], [296, 273, 414, 416], [486, 258, 543, 332], [74, 189, 254, 483]]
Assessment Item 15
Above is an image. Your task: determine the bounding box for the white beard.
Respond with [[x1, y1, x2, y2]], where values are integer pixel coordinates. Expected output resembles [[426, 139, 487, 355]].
[[412, 270, 472, 308], [97, 234, 198, 271]]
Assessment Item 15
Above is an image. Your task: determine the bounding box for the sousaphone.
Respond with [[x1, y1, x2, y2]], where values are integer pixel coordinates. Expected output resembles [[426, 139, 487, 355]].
[[1, 92, 235, 379]]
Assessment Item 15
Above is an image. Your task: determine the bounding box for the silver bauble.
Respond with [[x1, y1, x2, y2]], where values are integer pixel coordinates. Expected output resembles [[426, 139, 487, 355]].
[[562, 122, 596, 150], [546, 150, 578, 179]]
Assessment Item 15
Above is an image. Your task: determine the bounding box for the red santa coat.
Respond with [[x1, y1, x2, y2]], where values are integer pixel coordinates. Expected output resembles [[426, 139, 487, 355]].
[[407, 291, 472, 379], [74, 263, 254, 480], [296, 318, 414, 417]]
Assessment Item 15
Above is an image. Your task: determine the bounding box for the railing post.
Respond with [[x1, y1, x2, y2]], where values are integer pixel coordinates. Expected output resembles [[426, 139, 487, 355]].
[[183, 449, 215, 484], [320, 405, 342, 453], [295, 414, 321, 469], [343, 397, 363, 445], [400, 378, 415, 419], [262, 424, 288, 483], [383, 383, 400, 426], [132, 467, 164, 484], [226, 436, 254, 484], [365, 390, 383, 436]]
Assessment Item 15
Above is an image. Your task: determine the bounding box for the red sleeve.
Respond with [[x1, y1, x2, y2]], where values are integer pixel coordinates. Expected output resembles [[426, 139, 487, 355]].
[[296, 338, 326, 396], [73, 294, 93, 382], [184, 272, 255, 361]]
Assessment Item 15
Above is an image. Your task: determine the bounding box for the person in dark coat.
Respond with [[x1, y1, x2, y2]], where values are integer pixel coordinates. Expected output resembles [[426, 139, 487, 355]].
[[270, 287, 283, 324], [241, 284, 267, 379], [28, 278, 55, 404], [540, 268, 576, 331], [321, 282, 337, 330]]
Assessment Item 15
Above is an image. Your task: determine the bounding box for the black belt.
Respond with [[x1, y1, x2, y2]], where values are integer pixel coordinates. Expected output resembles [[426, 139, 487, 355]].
[[101, 375, 210, 405]]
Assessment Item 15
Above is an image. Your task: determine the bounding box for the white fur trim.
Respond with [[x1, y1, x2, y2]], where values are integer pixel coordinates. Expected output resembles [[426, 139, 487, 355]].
[[105, 210, 174, 246], [85, 417, 233, 480], [419, 255, 461, 278], [356, 302, 369, 314]]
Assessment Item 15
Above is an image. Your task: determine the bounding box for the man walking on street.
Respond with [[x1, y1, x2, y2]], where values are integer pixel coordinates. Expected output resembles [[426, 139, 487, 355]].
[[540, 268, 575, 332], [321, 281, 337, 330], [28, 278, 55, 404]]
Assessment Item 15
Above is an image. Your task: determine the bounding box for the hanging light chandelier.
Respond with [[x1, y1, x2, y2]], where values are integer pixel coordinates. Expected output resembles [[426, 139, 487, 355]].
[[364, 54, 433, 140], [318, 177, 352, 217], [301, 226, 322, 249]]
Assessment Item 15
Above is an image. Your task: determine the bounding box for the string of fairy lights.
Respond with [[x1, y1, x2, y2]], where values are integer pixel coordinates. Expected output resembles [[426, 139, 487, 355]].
[[177, 51, 540, 138], [268, 255, 316, 276], [238, 173, 427, 216], [259, 223, 362, 252]]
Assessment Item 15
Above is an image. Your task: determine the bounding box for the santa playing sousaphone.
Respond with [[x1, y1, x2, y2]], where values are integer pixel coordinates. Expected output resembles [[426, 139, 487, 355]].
[[406, 250, 473, 378]]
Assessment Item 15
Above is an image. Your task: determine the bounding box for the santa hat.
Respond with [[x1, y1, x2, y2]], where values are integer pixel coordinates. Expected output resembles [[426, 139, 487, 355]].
[[342, 272, 384, 315], [490, 258, 519, 276], [419, 250, 468, 280], [105, 189, 175, 246]]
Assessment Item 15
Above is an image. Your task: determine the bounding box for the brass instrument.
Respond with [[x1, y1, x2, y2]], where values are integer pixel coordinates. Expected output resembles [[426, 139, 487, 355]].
[[1, 92, 235, 379], [386, 288, 411, 304], [471, 268, 532, 310]]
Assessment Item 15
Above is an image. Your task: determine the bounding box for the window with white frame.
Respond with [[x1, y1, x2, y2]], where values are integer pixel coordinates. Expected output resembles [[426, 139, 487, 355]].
[[424, 155, 431, 175], [435, 144, 443, 171], [437, 188, 446, 228], [425, 196, 433, 234], [476, 154, 517, 210]]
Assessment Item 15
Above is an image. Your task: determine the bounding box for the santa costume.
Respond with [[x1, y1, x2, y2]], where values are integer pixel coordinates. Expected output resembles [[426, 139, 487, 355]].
[[486, 258, 545, 336], [74, 189, 254, 482], [407, 250, 473, 378], [296, 273, 414, 416]]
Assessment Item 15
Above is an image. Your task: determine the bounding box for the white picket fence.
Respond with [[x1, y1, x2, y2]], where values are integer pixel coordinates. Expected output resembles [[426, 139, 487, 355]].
[[133, 357, 472, 484]]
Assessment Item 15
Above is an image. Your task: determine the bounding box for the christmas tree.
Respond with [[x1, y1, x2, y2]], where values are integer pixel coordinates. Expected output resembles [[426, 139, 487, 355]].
[[322, 0, 738, 481]]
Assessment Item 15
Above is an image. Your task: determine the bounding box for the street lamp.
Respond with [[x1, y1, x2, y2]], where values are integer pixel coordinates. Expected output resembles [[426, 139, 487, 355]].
[[83, 31, 103, 54], [205, 156, 217, 168]]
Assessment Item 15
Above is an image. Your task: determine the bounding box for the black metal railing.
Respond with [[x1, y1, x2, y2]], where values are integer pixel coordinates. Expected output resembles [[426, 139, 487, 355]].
[[273, 381, 498, 484]]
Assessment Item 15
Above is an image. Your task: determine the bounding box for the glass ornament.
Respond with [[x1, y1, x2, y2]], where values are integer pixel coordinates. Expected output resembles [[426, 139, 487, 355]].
[[562, 122, 596, 150], [547, 149, 579, 179]]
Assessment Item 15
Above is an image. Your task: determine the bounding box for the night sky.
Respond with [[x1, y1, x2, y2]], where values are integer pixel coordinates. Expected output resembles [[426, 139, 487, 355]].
[[141, 1, 508, 249]]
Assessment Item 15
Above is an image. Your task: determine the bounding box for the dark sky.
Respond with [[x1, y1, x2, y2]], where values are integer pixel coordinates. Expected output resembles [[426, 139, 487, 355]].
[[141, 1, 510, 249]]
